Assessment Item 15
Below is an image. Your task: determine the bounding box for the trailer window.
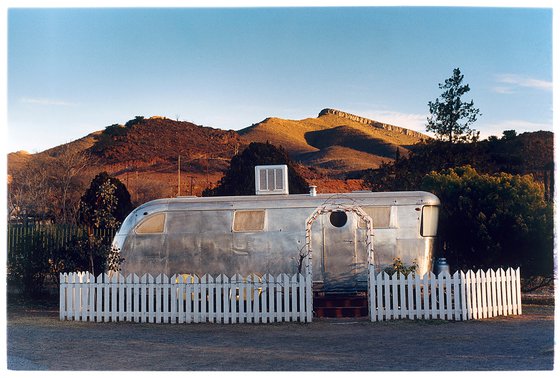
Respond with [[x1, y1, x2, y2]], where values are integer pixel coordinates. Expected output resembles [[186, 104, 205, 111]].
[[233, 210, 265, 232], [358, 207, 392, 229], [135, 213, 166, 234], [421, 206, 439, 237]]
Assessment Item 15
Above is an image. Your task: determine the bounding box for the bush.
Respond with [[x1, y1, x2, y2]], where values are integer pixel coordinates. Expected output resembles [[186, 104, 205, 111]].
[[383, 257, 418, 278], [421, 165, 553, 277]]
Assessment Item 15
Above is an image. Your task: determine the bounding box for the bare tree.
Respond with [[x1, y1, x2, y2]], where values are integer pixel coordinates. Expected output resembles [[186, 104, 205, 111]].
[[8, 145, 93, 223], [50, 144, 92, 224], [8, 158, 54, 221]]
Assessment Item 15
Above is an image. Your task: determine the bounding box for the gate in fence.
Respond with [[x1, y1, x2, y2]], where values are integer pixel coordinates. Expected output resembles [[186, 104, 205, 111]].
[[60, 272, 312, 323]]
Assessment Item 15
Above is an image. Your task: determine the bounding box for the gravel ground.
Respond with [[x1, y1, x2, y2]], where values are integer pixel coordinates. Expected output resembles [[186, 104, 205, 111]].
[[6, 302, 555, 371]]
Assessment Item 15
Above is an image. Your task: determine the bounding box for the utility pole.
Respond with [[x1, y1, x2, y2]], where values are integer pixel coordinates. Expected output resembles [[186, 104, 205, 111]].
[[135, 169, 139, 203], [177, 155, 181, 197]]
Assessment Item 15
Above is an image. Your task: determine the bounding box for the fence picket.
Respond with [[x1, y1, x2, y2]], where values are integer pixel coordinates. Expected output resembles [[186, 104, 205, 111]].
[[305, 271, 313, 322], [444, 272, 452, 320], [215, 275, 223, 323], [515, 268, 522, 315], [452, 272, 459, 320], [376, 272, 384, 321], [110, 274, 118, 322], [418, 273, 426, 319], [300, 273, 306, 322], [220, 275, 228, 324], [200, 274, 208, 323], [505, 268, 512, 315], [427, 273, 436, 319], [193, 275, 201, 323], [71, 273, 77, 320], [413, 273, 420, 320], [230, 275, 237, 324], [80, 272, 88, 322], [388, 272, 396, 319], [283, 274, 291, 322], [497, 268, 505, 316], [261, 274, 269, 323], [289, 274, 297, 322], [147, 274, 155, 323], [155, 274, 162, 323], [406, 274, 414, 319], [125, 274, 133, 322], [489, 269, 497, 317], [482, 270, 489, 319], [437, 272, 444, 319], [140, 274, 147, 323]]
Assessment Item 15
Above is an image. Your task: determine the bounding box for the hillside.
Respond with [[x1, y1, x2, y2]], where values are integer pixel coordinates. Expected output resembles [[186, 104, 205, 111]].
[[239, 108, 428, 174], [7, 109, 554, 217], [8, 110, 428, 200]]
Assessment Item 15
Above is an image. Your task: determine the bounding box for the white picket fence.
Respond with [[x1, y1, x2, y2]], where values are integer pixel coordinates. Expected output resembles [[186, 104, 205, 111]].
[[60, 272, 312, 323], [369, 267, 522, 321]]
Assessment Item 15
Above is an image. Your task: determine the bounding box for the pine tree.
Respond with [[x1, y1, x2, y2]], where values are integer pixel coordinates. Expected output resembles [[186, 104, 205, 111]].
[[427, 68, 481, 143]]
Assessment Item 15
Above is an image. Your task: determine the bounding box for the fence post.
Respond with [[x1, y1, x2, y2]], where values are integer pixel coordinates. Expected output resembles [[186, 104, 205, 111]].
[[59, 273, 67, 320], [375, 272, 383, 321], [368, 266, 376, 322]]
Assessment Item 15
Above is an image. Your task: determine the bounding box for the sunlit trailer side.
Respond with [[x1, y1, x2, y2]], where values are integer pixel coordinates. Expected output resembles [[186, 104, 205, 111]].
[[112, 174, 439, 292]]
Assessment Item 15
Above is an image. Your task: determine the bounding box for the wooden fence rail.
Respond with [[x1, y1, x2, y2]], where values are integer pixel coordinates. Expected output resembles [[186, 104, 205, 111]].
[[368, 267, 522, 321], [60, 272, 312, 324]]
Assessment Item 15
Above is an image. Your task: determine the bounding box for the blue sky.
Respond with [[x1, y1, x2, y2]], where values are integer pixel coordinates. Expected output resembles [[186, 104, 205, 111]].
[[6, 4, 554, 152]]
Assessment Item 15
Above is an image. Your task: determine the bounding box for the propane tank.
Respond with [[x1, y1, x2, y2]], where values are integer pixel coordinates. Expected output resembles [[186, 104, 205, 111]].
[[433, 257, 450, 276]]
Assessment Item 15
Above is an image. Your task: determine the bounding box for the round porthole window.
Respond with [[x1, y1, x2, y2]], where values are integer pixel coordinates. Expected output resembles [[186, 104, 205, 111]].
[[330, 211, 348, 228]]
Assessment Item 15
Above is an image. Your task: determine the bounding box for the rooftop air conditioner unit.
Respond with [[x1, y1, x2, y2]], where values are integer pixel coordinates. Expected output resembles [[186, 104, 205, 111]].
[[255, 165, 289, 195]]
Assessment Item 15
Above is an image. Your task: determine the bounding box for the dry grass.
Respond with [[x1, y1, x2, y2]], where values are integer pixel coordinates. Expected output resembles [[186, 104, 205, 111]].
[[239, 113, 424, 173]]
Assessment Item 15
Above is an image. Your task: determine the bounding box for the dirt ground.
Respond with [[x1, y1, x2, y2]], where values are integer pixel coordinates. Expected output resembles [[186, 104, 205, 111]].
[[5, 298, 555, 372]]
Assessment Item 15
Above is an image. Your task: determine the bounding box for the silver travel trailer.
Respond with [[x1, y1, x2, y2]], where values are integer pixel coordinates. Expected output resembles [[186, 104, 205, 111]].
[[112, 165, 440, 292]]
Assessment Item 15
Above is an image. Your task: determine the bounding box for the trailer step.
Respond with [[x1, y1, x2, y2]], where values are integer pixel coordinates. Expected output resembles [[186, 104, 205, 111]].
[[313, 293, 368, 318]]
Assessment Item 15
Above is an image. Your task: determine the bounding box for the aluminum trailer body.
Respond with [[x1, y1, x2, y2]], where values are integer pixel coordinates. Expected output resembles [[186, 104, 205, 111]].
[[112, 190, 439, 292]]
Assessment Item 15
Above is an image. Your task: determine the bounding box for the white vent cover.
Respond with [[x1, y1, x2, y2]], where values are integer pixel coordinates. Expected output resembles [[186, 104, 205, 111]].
[[255, 165, 289, 195]]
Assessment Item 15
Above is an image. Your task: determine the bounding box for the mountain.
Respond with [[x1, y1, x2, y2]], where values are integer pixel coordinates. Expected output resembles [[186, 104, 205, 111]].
[[8, 110, 428, 200], [239, 108, 428, 174]]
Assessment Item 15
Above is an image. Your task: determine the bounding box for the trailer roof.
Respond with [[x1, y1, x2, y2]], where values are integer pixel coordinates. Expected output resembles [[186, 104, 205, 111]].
[[133, 191, 440, 213]]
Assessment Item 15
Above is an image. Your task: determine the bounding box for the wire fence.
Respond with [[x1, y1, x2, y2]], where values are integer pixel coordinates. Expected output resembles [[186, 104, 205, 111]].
[[7, 223, 117, 259]]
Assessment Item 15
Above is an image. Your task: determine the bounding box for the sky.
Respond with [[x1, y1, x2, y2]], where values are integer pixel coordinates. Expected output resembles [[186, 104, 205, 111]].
[[4, 1, 556, 153]]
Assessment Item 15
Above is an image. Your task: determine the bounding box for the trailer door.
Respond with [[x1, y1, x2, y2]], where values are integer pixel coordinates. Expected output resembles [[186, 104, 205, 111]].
[[322, 211, 359, 291]]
